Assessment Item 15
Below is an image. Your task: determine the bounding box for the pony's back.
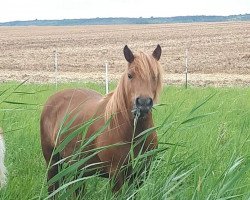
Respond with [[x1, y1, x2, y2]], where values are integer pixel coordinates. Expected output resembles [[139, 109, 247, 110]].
[[0, 128, 7, 188]]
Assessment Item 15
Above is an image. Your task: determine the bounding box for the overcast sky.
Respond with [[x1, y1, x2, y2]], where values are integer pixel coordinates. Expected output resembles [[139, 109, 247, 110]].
[[0, 0, 249, 22]]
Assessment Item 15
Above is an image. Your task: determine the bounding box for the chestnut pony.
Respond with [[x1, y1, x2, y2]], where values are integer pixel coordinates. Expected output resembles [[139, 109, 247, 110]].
[[40, 45, 163, 195]]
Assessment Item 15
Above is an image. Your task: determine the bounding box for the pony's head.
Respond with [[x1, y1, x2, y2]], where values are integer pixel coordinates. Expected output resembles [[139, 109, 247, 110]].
[[123, 45, 163, 119], [105, 45, 163, 123]]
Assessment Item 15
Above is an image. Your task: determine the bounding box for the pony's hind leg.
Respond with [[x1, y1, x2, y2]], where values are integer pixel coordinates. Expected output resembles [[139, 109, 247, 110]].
[[46, 152, 61, 194]]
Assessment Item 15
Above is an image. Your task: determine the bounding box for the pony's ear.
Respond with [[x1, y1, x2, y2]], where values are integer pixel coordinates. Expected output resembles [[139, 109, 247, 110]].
[[152, 44, 161, 61], [123, 45, 134, 63]]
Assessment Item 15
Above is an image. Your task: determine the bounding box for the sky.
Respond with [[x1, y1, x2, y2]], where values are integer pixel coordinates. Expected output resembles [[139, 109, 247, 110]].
[[0, 0, 250, 22]]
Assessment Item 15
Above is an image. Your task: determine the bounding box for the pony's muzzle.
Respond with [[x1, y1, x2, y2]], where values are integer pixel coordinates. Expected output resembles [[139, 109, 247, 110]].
[[135, 97, 153, 117]]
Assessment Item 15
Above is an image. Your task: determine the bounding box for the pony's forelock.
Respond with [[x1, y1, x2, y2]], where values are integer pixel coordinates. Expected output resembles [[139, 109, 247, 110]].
[[132, 52, 163, 101]]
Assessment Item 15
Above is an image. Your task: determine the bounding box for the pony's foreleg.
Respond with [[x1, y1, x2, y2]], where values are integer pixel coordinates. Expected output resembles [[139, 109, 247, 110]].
[[0, 128, 7, 188], [112, 174, 125, 193], [75, 183, 86, 199], [109, 166, 126, 193]]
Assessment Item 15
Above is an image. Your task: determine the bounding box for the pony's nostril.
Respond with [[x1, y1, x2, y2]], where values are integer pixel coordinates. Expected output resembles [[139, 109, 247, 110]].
[[136, 97, 140, 107], [136, 97, 145, 107], [146, 98, 153, 107]]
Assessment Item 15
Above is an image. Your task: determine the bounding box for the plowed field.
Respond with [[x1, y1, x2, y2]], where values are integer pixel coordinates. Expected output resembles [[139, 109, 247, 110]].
[[0, 22, 249, 86]]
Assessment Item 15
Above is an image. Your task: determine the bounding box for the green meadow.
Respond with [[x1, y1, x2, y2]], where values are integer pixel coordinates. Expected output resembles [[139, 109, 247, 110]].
[[0, 82, 249, 199]]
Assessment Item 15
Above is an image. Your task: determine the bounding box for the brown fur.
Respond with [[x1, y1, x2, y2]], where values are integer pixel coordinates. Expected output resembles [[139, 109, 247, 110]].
[[40, 45, 163, 195]]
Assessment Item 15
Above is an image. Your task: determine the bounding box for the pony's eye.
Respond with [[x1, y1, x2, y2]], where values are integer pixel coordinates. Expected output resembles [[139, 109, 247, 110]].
[[128, 74, 133, 79]]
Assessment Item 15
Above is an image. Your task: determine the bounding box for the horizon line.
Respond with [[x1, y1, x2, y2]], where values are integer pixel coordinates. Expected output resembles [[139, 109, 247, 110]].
[[1, 13, 249, 24]]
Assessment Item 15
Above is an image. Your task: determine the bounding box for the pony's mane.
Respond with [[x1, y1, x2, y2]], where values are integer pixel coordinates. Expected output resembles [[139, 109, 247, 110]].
[[105, 51, 163, 128]]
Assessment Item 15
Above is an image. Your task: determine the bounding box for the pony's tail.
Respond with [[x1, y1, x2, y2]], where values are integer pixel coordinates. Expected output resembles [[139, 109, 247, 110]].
[[0, 128, 7, 188]]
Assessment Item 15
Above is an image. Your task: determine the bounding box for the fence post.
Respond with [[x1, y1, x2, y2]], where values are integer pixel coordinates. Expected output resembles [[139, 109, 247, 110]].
[[185, 49, 188, 89], [105, 61, 109, 94], [54, 50, 58, 90]]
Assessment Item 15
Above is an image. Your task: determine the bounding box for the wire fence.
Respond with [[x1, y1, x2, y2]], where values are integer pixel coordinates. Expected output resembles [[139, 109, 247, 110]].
[[1, 23, 249, 86]]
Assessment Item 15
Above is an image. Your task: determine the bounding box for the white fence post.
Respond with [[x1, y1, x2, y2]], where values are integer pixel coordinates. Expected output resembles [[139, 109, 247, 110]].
[[185, 49, 188, 89], [105, 61, 109, 94], [54, 50, 58, 89]]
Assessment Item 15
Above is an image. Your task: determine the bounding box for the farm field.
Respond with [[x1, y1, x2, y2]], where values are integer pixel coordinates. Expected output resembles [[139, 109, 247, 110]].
[[0, 82, 250, 199], [0, 22, 250, 86]]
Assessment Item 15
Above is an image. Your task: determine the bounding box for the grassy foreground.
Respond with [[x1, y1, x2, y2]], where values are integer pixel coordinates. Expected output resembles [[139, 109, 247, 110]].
[[0, 82, 249, 199]]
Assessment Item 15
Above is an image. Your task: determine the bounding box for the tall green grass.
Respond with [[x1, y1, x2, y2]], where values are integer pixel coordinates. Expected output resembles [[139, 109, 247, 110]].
[[0, 82, 249, 199]]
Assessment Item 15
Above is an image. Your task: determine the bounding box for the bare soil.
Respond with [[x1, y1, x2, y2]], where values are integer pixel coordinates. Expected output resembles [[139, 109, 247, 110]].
[[0, 22, 249, 86]]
